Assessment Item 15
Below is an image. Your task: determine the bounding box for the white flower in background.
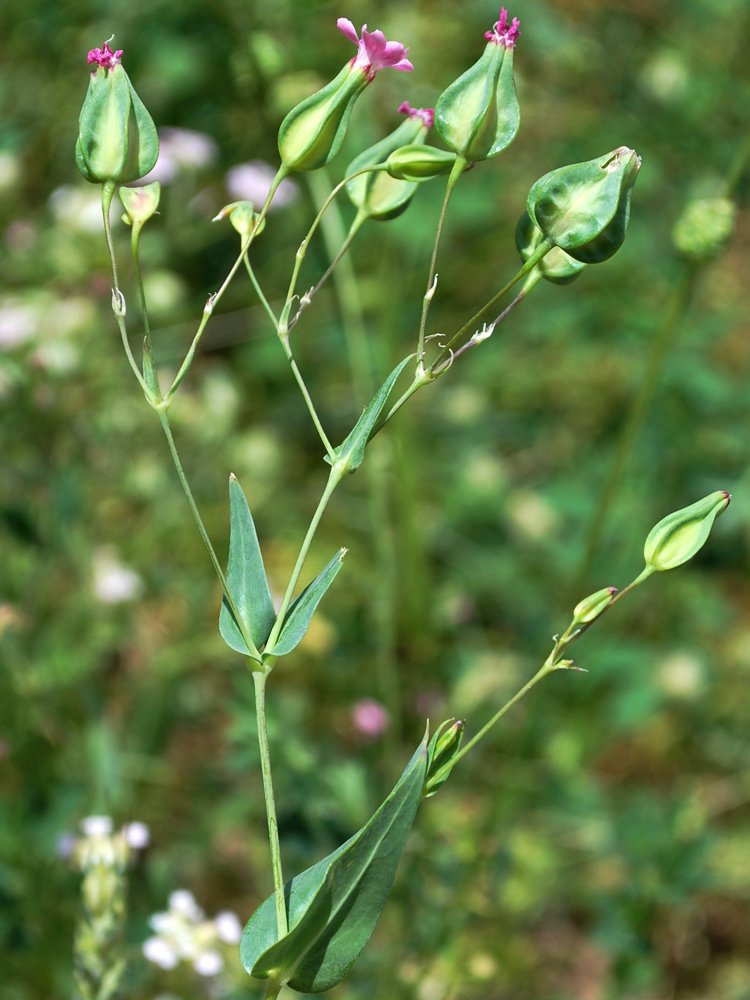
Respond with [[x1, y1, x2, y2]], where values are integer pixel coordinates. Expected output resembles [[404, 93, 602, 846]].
[[124, 821, 151, 849], [225, 160, 298, 210], [92, 546, 144, 604], [143, 889, 244, 977], [193, 950, 224, 976], [81, 815, 113, 838], [62, 814, 150, 871], [140, 127, 218, 184], [0, 298, 40, 348], [168, 889, 205, 922], [143, 936, 179, 970], [214, 910, 242, 944], [48, 185, 103, 232]]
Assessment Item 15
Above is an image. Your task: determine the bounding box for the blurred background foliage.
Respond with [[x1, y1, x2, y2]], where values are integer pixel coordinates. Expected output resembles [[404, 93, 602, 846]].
[[1, 0, 750, 997]]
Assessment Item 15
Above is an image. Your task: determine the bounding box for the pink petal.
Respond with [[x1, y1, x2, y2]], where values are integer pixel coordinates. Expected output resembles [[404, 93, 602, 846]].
[[389, 56, 414, 72], [337, 17, 360, 44]]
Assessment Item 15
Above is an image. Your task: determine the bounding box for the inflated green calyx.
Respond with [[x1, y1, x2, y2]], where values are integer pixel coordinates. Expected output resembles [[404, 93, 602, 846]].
[[527, 147, 641, 264]]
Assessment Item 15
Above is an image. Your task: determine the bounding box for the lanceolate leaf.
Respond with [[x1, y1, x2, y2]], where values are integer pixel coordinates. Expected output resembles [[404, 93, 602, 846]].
[[329, 355, 413, 474], [267, 549, 346, 657], [240, 732, 429, 993], [219, 475, 276, 655]]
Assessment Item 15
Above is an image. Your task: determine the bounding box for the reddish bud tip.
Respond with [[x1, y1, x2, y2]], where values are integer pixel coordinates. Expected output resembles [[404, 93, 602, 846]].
[[397, 101, 435, 129], [485, 8, 520, 48], [87, 40, 123, 70]]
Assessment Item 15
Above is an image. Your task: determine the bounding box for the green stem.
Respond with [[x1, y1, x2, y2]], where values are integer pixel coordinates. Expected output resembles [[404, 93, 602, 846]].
[[101, 181, 120, 290], [243, 256, 279, 328], [131, 223, 154, 356], [307, 169, 403, 748], [280, 334, 337, 459], [166, 235, 256, 401], [724, 128, 750, 198], [265, 465, 345, 653], [240, 242, 334, 457], [280, 165, 387, 333], [447, 661, 555, 774], [431, 239, 553, 372], [287, 210, 367, 334], [263, 979, 284, 1000], [576, 267, 698, 586], [415, 158, 465, 366], [433, 271, 542, 375], [101, 184, 151, 395], [253, 669, 287, 939], [157, 409, 261, 660]]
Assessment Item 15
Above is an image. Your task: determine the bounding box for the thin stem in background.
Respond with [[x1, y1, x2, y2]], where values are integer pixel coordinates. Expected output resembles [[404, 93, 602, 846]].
[[307, 169, 403, 751], [253, 670, 287, 940], [576, 267, 698, 589]]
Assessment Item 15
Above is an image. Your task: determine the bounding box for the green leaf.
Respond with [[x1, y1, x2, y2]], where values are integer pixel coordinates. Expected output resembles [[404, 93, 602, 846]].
[[240, 732, 429, 992], [267, 548, 346, 657], [329, 356, 413, 474], [219, 475, 276, 656]]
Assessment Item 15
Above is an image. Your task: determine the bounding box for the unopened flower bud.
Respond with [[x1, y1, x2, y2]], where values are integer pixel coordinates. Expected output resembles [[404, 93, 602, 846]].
[[527, 146, 641, 263], [120, 181, 161, 228], [385, 144, 457, 182], [672, 197, 736, 262], [213, 201, 266, 241], [424, 719, 465, 798], [515, 211, 587, 284], [644, 491, 730, 573], [76, 42, 159, 185], [346, 104, 433, 221], [572, 586, 617, 625], [435, 8, 520, 163], [278, 19, 412, 173]]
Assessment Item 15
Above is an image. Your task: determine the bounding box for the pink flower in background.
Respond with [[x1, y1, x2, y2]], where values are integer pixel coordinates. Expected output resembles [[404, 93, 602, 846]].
[[87, 40, 123, 71], [484, 8, 520, 48], [352, 698, 389, 738], [398, 101, 435, 129], [337, 19, 414, 80]]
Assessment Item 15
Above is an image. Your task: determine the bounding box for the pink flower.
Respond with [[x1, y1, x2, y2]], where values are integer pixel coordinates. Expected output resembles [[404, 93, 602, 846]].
[[352, 698, 390, 738], [337, 18, 413, 81], [398, 101, 434, 129], [484, 8, 520, 49], [87, 40, 123, 71]]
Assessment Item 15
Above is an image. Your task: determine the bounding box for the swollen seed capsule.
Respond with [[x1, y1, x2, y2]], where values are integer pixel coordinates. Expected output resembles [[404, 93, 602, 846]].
[[572, 586, 617, 625], [643, 491, 730, 572], [527, 146, 641, 263], [435, 8, 520, 163], [76, 42, 159, 185], [277, 19, 413, 173]]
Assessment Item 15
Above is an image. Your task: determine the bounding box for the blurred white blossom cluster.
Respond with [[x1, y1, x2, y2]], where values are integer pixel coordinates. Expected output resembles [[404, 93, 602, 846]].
[[61, 814, 150, 870], [142, 889, 243, 977]]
